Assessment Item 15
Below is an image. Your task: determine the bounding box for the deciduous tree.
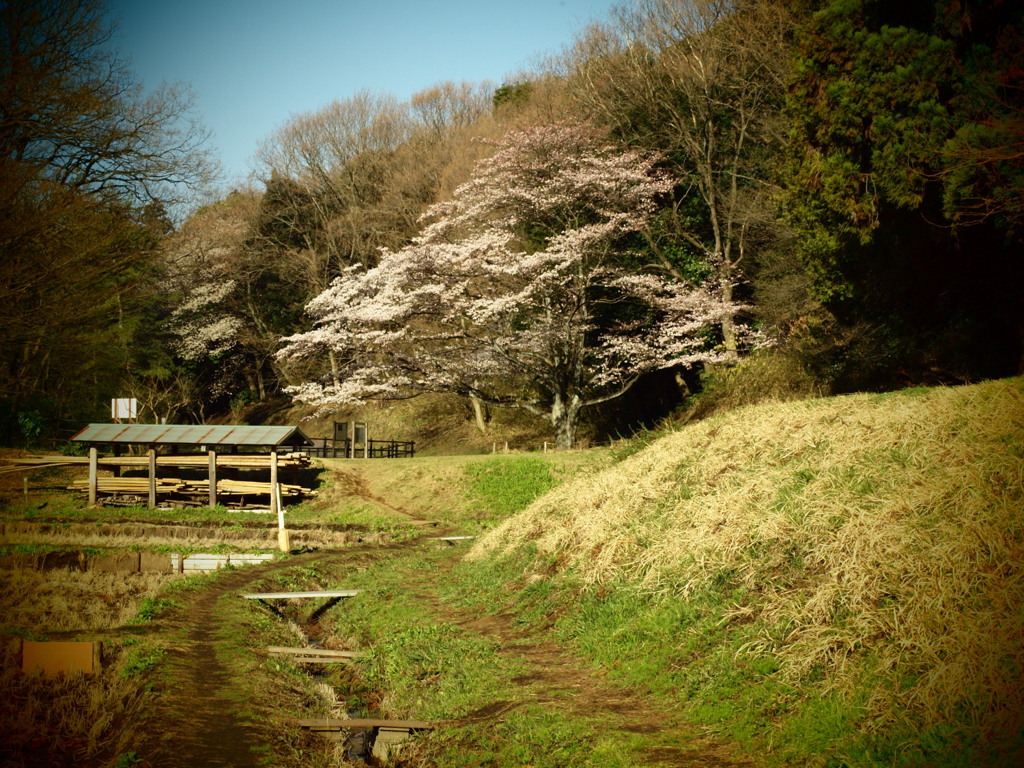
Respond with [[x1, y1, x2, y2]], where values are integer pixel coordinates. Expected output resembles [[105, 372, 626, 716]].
[[279, 123, 737, 448], [566, 0, 792, 352], [0, 0, 213, 435]]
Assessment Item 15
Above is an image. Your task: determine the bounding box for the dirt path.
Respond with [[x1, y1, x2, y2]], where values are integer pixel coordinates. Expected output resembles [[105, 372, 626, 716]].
[[133, 463, 441, 765], [402, 554, 755, 768], [139, 534, 440, 767], [141, 557, 301, 768]]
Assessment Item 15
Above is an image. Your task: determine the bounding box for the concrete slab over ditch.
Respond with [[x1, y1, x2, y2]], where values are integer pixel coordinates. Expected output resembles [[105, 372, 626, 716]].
[[372, 727, 411, 761]]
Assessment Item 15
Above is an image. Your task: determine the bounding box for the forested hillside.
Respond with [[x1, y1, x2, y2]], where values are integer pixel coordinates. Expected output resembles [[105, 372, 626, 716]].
[[3, 0, 1021, 446]]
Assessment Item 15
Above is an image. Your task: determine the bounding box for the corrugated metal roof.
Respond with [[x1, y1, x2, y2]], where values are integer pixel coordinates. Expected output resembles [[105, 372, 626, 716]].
[[69, 424, 314, 447]]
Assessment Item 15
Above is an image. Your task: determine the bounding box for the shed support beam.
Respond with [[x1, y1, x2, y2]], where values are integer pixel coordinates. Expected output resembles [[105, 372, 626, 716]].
[[148, 448, 157, 508], [88, 447, 98, 507], [208, 450, 217, 509]]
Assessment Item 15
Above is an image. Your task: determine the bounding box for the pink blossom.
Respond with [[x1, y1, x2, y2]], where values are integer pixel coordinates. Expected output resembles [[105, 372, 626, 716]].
[[279, 123, 737, 448]]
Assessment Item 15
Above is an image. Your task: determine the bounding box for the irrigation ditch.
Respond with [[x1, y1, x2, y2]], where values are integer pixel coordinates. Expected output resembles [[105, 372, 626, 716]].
[[137, 541, 426, 767]]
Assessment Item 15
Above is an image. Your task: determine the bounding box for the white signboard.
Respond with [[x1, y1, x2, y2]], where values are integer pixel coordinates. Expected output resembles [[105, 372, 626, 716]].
[[111, 398, 138, 420]]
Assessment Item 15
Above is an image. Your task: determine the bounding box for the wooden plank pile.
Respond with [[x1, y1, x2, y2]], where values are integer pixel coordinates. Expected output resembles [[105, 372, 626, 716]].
[[5, 452, 317, 509], [99, 453, 312, 469], [66, 477, 315, 506]]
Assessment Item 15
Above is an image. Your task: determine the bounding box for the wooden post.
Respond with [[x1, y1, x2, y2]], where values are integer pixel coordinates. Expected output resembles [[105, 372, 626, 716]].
[[271, 451, 289, 551], [88, 447, 98, 506], [270, 450, 279, 517], [147, 448, 157, 508], [208, 450, 217, 509], [276, 483, 289, 551]]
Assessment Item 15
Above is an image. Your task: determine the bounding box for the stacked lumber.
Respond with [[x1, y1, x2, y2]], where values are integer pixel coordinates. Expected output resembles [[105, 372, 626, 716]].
[[68, 477, 315, 499], [98, 453, 311, 469], [10, 451, 318, 508]]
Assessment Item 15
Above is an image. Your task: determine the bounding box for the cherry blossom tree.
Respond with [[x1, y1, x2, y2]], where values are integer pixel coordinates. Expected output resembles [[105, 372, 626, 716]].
[[279, 123, 737, 448], [168, 280, 242, 362]]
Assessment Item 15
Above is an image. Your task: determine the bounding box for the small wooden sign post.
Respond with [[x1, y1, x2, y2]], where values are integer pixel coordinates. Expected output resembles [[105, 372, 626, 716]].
[[208, 450, 217, 508]]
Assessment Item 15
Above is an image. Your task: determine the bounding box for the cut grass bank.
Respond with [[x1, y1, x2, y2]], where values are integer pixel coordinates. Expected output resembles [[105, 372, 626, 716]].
[[466, 377, 1024, 766]]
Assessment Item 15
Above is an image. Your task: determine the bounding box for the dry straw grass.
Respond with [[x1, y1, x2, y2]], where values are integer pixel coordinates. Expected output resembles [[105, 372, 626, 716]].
[[0, 567, 183, 763], [0, 568, 183, 632], [469, 378, 1024, 737], [0, 644, 146, 763]]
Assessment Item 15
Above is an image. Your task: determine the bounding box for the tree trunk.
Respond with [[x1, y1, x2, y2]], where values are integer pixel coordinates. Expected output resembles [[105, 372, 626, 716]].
[[328, 350, 341, 389], [550, 393, 582, 450], [469, 395, 489, 434], [256, 365, 266, 401], [720, 271, 738, 354], [245, 370, 259, 401]]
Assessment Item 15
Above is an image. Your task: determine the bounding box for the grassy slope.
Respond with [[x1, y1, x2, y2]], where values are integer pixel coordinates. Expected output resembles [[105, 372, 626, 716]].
[[347, 449, 610, 528], [270, 391, 558, 456], [466, 377, 1024, 767]]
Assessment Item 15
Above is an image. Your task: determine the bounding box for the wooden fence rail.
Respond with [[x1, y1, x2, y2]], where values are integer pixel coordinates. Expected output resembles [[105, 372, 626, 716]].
[[305, 438, 415, 459]]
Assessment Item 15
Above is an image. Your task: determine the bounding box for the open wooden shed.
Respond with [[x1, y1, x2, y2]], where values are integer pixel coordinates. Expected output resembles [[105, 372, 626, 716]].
[[69, 424, 315, 511]]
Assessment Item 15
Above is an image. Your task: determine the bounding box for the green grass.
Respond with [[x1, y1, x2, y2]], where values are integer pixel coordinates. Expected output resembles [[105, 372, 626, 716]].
[[317, 500, 424, 533], [318, 544, 744, 767], [320, 547, 648, 766], [325, 549, 521, 719], [425, 706, 613, 768], [119, 640, 167, 679], [0, 542, 105, 556], [128, 596, 179, 625], [451, 554, 922, 766], [2, 497, 301, 528], [464, 455, 559, 523]]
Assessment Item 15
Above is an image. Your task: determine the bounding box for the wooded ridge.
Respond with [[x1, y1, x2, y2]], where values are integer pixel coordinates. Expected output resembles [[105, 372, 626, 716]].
[[2, 0, 1020, 451]]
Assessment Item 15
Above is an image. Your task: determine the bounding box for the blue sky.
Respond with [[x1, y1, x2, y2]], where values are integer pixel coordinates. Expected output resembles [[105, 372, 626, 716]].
[[106, 0, 620, 188]]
